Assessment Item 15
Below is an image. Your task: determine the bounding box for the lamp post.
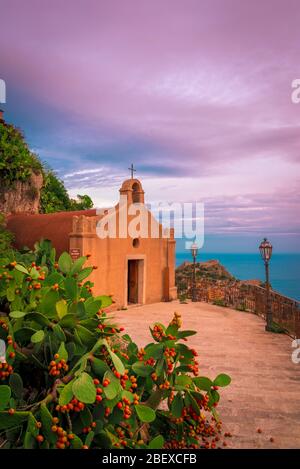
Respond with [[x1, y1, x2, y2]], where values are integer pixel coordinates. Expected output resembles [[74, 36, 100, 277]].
[[259, 238, 273, 331], [190, 243, 198, 302]]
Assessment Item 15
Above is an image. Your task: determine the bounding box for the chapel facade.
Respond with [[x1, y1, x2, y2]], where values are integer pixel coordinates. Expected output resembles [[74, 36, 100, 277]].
[[7, 178, 177, 308]]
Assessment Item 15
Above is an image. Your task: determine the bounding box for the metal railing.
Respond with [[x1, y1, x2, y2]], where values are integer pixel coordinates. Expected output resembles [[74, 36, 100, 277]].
[[179, 279, 300, 338]]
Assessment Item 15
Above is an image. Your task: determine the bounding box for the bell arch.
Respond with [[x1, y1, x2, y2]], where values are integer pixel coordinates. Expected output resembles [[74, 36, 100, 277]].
[[119, 179, 145, 204]]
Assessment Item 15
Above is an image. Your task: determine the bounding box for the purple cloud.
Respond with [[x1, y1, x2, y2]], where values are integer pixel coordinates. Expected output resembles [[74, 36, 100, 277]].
[[0, 0, 299, 245]]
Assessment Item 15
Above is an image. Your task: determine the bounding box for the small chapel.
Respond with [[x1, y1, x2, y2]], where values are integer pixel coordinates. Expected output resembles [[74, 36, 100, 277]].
[[7, 176, 177, 308]]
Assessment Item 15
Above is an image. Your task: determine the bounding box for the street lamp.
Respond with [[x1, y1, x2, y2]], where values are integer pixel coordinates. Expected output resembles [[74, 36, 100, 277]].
[[190, 243, 198, 302], [259, 237, 273, 331]]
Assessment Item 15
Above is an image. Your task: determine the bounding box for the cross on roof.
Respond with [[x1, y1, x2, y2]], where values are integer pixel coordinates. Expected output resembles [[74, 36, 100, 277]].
[[128, 163, 136, 179]]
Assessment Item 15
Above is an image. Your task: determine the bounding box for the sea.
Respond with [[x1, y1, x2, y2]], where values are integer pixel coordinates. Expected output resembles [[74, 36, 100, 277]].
[[176, 252, 300, 302]]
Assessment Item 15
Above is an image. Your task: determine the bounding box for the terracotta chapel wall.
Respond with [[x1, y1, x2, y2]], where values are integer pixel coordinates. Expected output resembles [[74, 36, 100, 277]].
[[69, 207, 176, 307]]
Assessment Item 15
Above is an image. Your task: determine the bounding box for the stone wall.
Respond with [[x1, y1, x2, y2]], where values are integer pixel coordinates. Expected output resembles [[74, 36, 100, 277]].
[[180, 277, 300, 338], [0, 171, 43, 215]]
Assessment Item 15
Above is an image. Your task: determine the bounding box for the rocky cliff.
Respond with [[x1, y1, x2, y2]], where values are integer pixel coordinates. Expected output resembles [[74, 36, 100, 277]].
[[176, 259, 235, 281], [0, 171, 43, 215]]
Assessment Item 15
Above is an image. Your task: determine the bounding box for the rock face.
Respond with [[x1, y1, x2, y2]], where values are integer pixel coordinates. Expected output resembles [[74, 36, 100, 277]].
[[0, 171, 43, 215], [177, 259, 234, 281]]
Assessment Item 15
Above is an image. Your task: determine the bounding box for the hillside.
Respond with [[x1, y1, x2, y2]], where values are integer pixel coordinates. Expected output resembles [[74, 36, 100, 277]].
[[175, 259, 263, 293], [176, 259, 235, 282], [0, 115, 93, 214]]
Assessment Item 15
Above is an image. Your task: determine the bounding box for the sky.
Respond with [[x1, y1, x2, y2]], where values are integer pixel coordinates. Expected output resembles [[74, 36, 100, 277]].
[[0, 0, 300, 252]]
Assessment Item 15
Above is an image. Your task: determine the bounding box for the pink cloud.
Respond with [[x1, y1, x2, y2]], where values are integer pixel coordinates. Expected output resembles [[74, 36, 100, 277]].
[[0, 0, 299, 237]]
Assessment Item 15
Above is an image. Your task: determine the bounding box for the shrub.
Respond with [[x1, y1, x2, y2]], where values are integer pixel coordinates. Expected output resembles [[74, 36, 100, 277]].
[[40, 169, 94, 214], [178, 293, 188, 304], [269, 322, 285, 334], [213, 299, 227, 307], [0, 248, 230, 449], [40, 170, 72, 214], [0, 213, 13, 256], [70, 194, 93, 211], [0, 122, 42, 187]]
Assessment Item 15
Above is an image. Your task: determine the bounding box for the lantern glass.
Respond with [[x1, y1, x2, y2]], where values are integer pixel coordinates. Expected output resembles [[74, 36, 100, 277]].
[[191, 243, 198, 259], [259, 238, 273, 262]]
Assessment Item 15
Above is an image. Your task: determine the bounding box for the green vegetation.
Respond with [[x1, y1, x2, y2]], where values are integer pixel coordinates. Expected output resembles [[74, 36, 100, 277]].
[[0, 122, 42, 187], [0, 121, 93, 213], [178, 293, 188, 304], [40, 170, 71, 213], [212, 299, 227, 307], [0, 213, 13, 256], [0, 242, 230, 449], [269, 322, 286, 334], [72, 195, 93, 211], [40, 169, 93, 214]]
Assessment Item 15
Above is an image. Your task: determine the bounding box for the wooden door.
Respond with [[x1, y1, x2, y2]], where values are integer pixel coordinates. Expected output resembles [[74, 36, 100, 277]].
[[128, 260, 139, 303]]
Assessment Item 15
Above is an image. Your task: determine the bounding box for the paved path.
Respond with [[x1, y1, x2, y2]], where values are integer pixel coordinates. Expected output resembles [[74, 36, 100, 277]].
[[114, 300, 300, 448]]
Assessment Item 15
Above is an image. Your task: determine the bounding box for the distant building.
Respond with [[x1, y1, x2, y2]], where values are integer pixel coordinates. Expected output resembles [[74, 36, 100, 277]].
[[7, 177, 177, 307]]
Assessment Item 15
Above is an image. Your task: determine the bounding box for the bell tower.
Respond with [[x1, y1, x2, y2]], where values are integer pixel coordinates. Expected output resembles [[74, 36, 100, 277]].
[[119, 178, 145, 205]]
